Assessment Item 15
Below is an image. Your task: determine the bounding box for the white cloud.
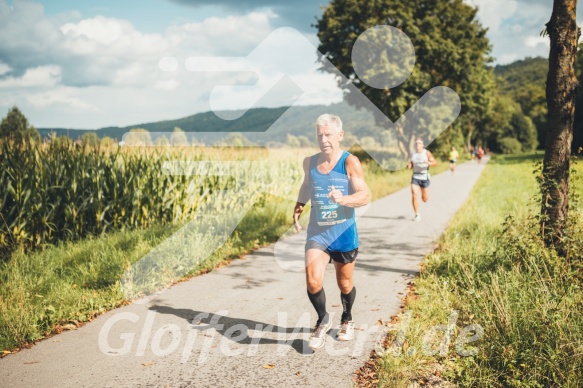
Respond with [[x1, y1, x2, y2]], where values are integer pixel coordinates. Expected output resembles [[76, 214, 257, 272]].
[[0, 65, 61, 88], [0, 0, 341, 128], [0, 0, 63, 60], [27, 88, 97, 111], [2, 0, 573, 128], [525, 35, 550, 49], [0, 2, 278, 89], [155, 78, 180, 91], [165, 12, 275, 56], [0, 1, 294, 127], [465, 0, 518, 33], [185, 27, 342, 115], [59, 16, 168, 58], [0, 62, 10, 75], [465, 0, 554, 64], [292, 73, 342, 106], [61, 16, 129, 46]]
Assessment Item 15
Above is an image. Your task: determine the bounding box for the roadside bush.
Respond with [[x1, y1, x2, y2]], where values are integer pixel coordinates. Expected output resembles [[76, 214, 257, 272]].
[[498, 137, 523, 154]]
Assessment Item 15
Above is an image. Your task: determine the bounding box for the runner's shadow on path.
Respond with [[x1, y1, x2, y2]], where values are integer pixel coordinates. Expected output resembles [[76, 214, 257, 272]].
[[246, 250, 274, 257], [360, 241, 422, 254], [355, 262, 419, 276], [358, 215, 407, 221], [149, 305, 313, 355]]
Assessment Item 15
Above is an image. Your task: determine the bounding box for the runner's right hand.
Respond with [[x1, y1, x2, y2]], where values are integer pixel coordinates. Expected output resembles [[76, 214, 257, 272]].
[[293, 203, 304, 232]]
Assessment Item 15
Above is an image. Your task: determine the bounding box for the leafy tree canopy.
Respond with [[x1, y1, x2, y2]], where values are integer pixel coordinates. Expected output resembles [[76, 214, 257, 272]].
[[0, 106, 39, 141], [316, 0, 494, 157]]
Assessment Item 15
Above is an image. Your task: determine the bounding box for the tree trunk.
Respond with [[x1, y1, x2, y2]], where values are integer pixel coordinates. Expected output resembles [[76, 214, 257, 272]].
[[542, 0, 579, 251], [407, 133, 416, 155], [394, 124, 410, 160], [465, 121, 475, 153]]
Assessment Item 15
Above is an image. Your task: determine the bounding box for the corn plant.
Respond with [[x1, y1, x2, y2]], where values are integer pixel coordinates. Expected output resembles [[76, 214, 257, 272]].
[[0, 136, 303, 259]]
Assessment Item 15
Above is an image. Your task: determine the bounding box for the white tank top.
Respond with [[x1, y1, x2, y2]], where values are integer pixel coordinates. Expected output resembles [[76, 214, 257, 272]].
[[411, 149, 430, 180]]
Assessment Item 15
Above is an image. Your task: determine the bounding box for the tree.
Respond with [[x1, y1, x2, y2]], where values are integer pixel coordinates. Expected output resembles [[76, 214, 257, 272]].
[[286, 134, 301, 148], [0, 106, 39, 141], [359, 136, 377, 149], [316, 0, 493, 159], [475, 91, 538, 154], [498, 137, 522, 154], [81, 132, 100, 147], [494, 57, 548, 149], [218, 133, 251, 147], [379, 130, 394, 148], [297, 135, 312, 148], [573, 86, 583, 155], [101, 136, 116, 148], [541, 0, 579, 252], [571, 43, 583, 154], [458, 63, 496, 153], [170, 127, 188, 146], [155, 135, 170, 146], [124, 129, 152, 146], [342, 133, 359, 148], [510, 112, 538, 152]]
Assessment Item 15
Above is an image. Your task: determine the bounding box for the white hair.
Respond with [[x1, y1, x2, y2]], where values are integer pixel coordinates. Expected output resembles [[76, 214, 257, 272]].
[[315, 114, 343, 132]]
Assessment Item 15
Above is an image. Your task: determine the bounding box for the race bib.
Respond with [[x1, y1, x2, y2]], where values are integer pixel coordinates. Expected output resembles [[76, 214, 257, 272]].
[[316, 186, 347, 226]]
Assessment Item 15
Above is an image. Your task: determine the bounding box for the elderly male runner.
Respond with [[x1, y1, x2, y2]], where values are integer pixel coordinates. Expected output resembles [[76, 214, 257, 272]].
[[293, 114, 370, 350]]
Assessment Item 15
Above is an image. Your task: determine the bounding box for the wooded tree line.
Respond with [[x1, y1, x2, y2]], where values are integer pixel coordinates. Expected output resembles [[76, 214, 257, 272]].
[[494, 55, 583, 155], [315, 0, 572, 159], [1, 56, 579, 158]]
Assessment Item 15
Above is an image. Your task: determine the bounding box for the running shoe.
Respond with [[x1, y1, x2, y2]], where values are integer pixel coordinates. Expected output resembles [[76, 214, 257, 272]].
[[336, 321, 354, 341], [308, 316, 332, 349], [414, 213, 421, 222]]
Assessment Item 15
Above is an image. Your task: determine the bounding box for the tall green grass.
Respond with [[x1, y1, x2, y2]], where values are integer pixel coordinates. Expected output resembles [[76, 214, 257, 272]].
[[0, 138, 301, 256], [373, 154, 583, 387]]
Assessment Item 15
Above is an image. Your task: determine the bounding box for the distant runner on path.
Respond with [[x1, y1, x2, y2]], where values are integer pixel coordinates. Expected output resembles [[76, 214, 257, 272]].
[[407, 138, 437, 222], [476, 146, 484, 164], [292, 114, 370, 350], [449, 146, 459, 174]]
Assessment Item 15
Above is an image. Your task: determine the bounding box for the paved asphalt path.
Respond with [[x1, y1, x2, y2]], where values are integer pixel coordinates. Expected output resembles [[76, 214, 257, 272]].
[[0, 159, 488, 388]]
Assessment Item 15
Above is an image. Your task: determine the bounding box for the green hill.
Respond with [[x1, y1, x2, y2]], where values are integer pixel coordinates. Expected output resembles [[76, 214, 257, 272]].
[[37, 102, 381, 146], [493, 57, 548, 149], [494, 57, 548, 93]]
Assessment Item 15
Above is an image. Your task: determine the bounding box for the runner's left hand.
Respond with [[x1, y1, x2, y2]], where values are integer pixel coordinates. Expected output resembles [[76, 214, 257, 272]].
[[328, 186, 343, 204]]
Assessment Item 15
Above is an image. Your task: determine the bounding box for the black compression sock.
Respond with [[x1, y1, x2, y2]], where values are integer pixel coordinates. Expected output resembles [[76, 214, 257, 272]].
[[340, 287, 356, 322], [307, 288, 327, 324]]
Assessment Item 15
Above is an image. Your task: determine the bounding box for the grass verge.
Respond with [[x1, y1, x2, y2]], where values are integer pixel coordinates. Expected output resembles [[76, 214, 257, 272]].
[[363, 153, 583, 387]]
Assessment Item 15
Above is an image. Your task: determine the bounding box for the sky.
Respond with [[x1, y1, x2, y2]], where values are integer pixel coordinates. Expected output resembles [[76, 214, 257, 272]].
[[0, 0, 577, 129]]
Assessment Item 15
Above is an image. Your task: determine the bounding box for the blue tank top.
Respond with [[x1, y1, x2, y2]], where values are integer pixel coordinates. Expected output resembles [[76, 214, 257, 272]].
[[307, 151, 358, 252]]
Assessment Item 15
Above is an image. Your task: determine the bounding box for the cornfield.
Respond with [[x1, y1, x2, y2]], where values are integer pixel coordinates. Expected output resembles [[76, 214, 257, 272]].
[[0, 137, 304, 259]]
